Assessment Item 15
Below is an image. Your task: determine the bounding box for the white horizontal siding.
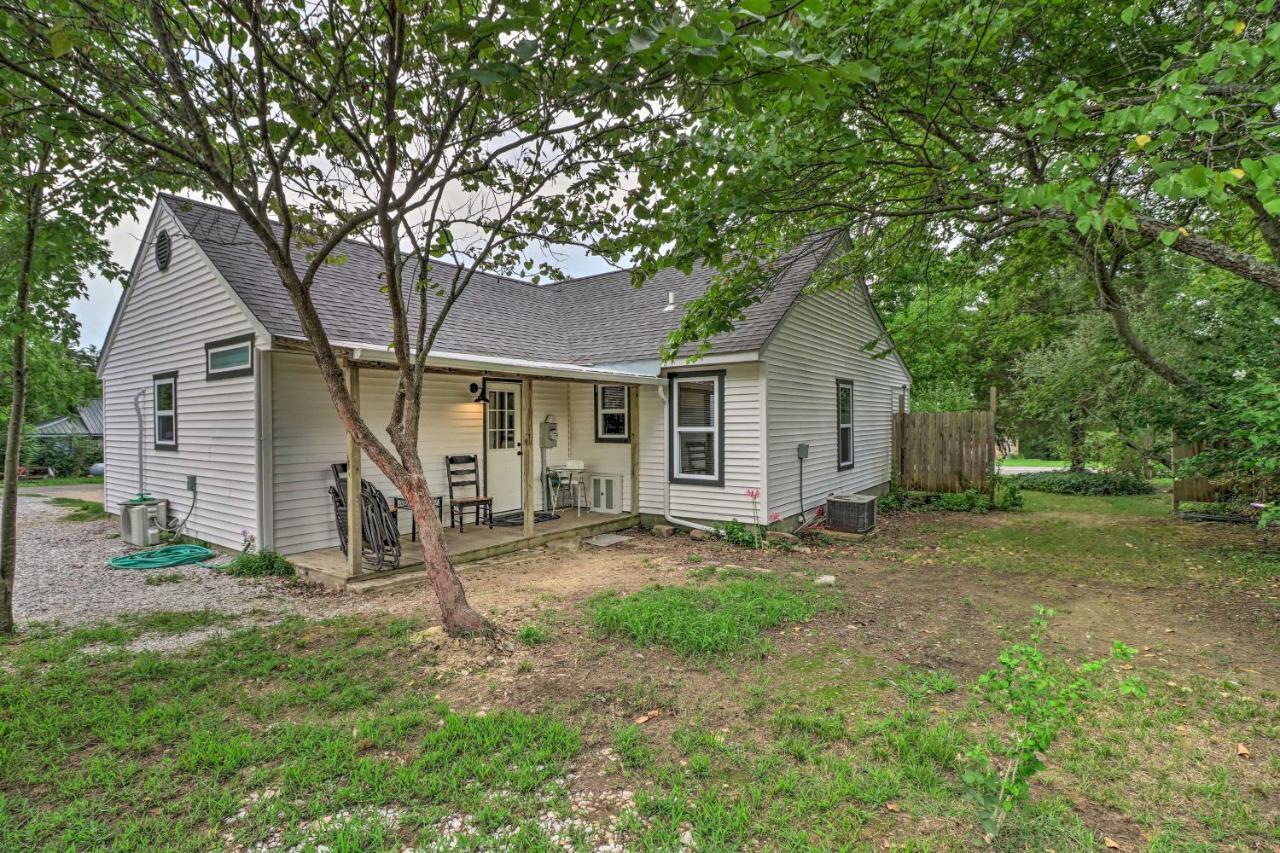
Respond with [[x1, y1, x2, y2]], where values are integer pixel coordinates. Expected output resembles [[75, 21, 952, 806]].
[[633, 362, 766, 524], [100, 204, 260, 549], [269, 354, 575, 555], [567, 384, 633, 513], [763, 286, 910, 519]]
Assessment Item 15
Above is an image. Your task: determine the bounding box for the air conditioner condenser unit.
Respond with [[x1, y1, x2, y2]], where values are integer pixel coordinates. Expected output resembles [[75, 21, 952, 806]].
[[826, 494, 876, 534]]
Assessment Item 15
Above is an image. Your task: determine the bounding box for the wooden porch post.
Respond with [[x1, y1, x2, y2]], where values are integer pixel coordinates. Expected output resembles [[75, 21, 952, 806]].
[[345, 361, 362, 578], [521, 377, 535, 538], [629, 385, 640, 516]]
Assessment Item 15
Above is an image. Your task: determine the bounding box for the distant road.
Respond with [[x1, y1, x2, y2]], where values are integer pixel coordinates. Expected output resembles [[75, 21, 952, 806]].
[[998, 464, 1071, 476]]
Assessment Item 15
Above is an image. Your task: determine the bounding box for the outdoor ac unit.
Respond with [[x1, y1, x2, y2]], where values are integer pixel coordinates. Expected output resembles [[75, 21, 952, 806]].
[[826, 494, 876, 533], [119, 498, 168, 546], [590, 474, 624, 514]]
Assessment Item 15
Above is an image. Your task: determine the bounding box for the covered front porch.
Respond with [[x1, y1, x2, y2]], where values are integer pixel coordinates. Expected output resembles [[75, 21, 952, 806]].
[[269, 347, 658, 590], [290, 509, 638, 590]]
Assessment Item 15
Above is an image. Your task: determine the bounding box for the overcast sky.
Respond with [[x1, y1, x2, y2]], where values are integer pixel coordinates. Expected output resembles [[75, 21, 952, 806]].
[[73, 198, 618, 350]]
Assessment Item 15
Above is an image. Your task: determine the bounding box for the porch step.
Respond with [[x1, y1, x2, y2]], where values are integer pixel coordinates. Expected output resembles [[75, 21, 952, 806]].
[[346, 564, 430, 594]]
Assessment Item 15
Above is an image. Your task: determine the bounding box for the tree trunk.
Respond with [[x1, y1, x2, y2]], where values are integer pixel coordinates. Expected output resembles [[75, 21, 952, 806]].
[[1, 165, 46, 635], [1067, 410, 1086, 472], [399, 476, 492, 637]]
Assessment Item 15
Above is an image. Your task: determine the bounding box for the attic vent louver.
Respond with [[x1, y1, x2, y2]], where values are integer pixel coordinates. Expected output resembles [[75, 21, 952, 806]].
[[155, 230, 172, 271]]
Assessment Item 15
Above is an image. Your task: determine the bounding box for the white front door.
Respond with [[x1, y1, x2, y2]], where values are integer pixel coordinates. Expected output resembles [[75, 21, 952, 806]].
[[485, 381, 523, 513]]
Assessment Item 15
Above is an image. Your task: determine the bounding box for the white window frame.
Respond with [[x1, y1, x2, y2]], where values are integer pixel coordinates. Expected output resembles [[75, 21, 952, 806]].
[[669, 371, 724, 486], [594, 384, 630, 443], [153, 372, 177, 451], [836, 378, 854, 470], [205, 334, 255, 380]]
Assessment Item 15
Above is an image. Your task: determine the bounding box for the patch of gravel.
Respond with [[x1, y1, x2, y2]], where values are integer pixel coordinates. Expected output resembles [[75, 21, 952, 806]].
[[13, 495, 298, 630]]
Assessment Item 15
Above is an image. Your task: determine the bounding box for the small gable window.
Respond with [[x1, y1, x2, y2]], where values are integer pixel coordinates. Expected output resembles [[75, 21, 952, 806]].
[[153, 372, 177, 450], [205, 334, 255, 380], [594, 384, 630, 442], [836, 378, 854, 470]]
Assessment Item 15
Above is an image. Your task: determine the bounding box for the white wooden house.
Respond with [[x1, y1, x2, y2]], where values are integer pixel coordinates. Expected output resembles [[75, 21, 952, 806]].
[[99, 196, 910, 587]]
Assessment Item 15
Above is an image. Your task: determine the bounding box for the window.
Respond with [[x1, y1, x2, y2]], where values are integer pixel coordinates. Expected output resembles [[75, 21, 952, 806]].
[[205, 334, 254, 380], [153, 372, 177, 450], [836, 378, 854, 470], [669, 371, 724, 485], [594, 384, 630, 442], [487, 387, 516, 449]]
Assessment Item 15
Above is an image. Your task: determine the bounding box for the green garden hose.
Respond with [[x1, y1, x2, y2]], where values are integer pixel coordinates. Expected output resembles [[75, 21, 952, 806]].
[[107, 544, 217, 571]]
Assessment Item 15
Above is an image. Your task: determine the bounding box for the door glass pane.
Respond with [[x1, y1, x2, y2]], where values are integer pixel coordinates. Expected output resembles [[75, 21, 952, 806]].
[[677, 380, 714, 428], [488, 390, 516, 449], [678, 432, 714, 476]]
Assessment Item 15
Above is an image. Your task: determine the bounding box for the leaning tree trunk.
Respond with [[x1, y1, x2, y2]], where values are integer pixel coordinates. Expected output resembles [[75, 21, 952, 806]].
[[399, 475, 492, 636], [1, 166, 45, 635]]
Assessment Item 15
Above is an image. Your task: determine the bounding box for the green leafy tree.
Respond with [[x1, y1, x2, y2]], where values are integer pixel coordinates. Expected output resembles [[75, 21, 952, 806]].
[[622, 0, 1279, 384], [0, 48, 157, 632]]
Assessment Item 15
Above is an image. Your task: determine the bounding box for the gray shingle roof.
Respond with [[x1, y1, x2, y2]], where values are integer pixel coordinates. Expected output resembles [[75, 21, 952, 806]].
[[162, 195, 839, 366]]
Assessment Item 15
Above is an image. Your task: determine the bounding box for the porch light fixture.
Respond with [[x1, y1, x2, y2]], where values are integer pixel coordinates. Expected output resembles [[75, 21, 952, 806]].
[[469, 382, 488, 404]]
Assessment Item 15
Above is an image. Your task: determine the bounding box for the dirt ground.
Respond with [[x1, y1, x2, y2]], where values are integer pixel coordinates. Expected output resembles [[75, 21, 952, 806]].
[[280, 501, 1277, 848]]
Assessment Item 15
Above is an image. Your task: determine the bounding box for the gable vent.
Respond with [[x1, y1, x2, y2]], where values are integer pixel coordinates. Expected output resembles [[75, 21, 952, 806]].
[[154, 229, 172, 271]]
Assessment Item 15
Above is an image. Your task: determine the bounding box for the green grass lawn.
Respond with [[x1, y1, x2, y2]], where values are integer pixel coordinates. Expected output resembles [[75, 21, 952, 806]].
[[2, 492, 1276, 850], [10, 474, 104, 488], [997, 457, 1068, 468]]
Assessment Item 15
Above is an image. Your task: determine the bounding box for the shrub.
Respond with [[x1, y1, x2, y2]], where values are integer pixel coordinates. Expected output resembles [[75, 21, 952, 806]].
[[712, 519, 764, 549], [222, 549, 294, 577], [590, 576, 815, 658], [992, 475, 1024, 510], [879, 489, 996, 514], [23, 435, 101, 477], [1011, 470, 1153, 496]]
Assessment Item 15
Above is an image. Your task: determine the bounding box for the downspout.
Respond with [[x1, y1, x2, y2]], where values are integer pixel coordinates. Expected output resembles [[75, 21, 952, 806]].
[[132, 387, 147, 495], [658, 383, 718, 534]]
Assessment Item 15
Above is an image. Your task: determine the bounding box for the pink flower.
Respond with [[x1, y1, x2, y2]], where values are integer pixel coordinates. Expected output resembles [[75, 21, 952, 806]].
[[769, 512, 782, 523], [745, 488, 761, 500]]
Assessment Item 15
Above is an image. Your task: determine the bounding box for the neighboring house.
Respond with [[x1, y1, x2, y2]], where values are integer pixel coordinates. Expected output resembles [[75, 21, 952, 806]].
[[99, 195, 910, 585], [34, 398, 104, 439]]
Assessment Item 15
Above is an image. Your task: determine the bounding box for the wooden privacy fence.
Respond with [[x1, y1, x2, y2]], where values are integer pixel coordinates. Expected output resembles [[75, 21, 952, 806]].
[[893, 388, 997, 494], [1170, 439, 1273, 509]]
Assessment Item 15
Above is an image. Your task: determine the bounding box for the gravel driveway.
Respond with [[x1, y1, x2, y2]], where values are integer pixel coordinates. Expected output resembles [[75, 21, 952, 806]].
[[12, 495, 297, 630]]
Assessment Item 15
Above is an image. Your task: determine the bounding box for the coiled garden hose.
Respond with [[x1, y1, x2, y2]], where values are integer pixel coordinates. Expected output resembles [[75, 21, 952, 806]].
[[107, 544, 217, 571]]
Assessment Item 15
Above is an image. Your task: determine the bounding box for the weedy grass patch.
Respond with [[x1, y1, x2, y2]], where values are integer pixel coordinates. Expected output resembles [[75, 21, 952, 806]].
[[47, 497, 110, 522], [0, 616, 582, 851], [589, 575, 818, 658]]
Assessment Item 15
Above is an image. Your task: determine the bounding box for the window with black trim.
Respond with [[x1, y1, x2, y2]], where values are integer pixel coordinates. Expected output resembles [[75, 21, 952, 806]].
[[594, 384, 630, 442], [836, 378, 854, 470], [153, 372, 178, 450], [205, 334, 255, 380], [670, 371, 724, 485]]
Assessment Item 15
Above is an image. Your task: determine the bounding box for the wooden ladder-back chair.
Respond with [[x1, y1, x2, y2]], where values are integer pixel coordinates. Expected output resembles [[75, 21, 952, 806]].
[[445, 454, 493, 533]]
